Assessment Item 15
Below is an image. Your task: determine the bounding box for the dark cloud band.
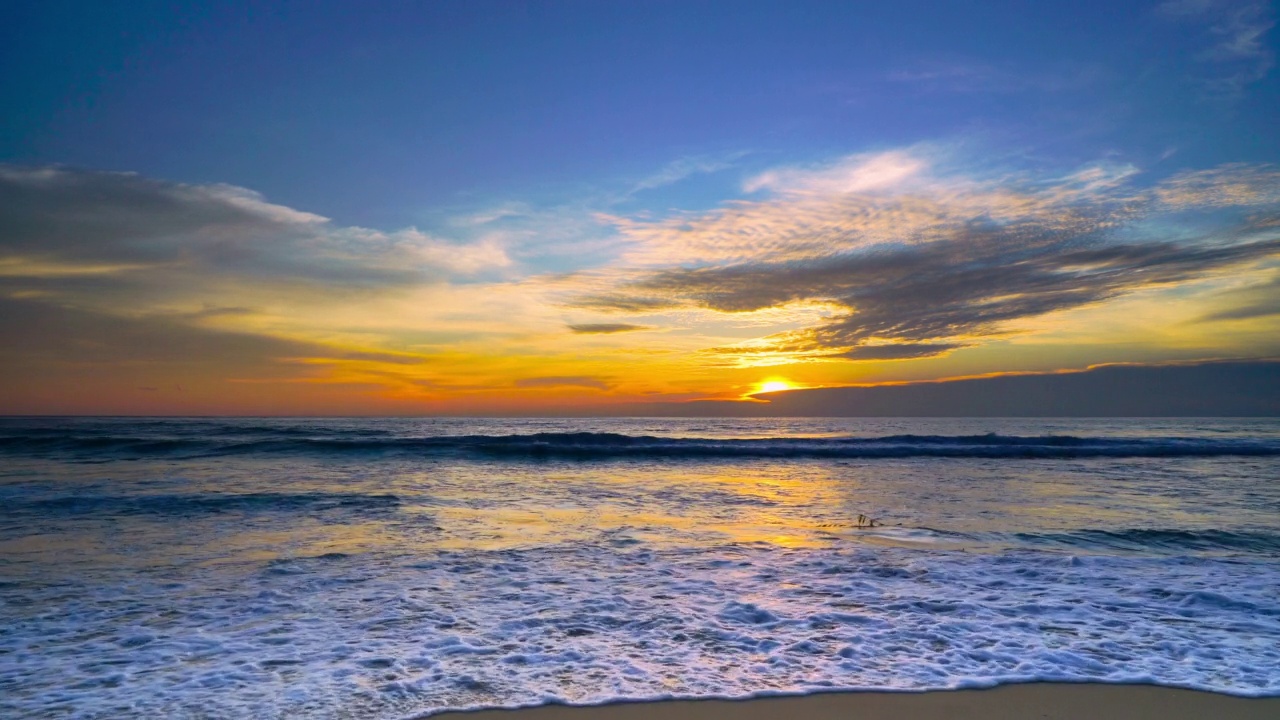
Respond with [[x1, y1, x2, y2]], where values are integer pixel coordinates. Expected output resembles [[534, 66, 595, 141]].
[[567, 323, 653, 334]]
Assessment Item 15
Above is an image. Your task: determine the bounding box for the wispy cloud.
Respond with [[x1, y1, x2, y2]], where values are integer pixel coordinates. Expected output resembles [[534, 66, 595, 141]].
[[743, 150, 927, 195], [567, 323, 652, 334], [1155, 163, 1280, 208], [883, 60, 1098, 95], [1159, 0, 1275, 96], [1197, 272, 1280, 320], [514, 376, 612, 390], [631, 153, 745, 194]]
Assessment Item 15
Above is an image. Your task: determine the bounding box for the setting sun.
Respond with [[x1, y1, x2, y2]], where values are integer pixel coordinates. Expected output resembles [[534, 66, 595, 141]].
[[756, 379, 795, 394]]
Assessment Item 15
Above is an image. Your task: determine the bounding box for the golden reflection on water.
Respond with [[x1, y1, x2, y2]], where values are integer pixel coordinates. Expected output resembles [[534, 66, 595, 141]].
[[417, 465, 876, 552], [9, 453, 1268, 577]]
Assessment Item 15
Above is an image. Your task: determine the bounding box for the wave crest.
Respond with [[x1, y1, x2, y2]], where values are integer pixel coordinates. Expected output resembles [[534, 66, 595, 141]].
[[3, 430, 1278, 460]]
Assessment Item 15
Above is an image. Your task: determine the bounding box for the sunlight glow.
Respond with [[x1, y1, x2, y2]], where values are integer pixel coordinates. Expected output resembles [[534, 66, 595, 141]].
[[756, 379, 795, 394]]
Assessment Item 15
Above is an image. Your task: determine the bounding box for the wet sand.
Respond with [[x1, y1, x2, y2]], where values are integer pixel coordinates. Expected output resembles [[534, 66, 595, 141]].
[[428, 683, 1280, 720]]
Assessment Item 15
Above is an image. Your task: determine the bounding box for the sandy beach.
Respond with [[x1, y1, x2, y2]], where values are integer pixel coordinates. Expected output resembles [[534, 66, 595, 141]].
[[429, 684, 1280, 720]]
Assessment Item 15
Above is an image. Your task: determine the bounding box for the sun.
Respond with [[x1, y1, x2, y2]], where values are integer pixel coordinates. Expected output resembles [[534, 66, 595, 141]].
[[755, 379, 795, 394]]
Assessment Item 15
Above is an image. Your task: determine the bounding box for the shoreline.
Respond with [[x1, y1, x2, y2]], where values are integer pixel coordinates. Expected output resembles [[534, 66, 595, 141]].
[[425, 683, 1280, 720]]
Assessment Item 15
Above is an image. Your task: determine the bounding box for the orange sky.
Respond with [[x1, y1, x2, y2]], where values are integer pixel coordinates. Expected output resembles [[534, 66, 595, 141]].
[[2, 152, 1278, 415]]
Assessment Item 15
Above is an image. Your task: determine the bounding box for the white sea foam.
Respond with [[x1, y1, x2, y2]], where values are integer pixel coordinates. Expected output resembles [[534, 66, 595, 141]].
[[2, 542, 1278, 719]]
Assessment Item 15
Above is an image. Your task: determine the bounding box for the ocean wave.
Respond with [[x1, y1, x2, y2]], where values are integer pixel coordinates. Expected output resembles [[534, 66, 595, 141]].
[[2, 430, 1278, 460], [1014, 528, 1280, 554], [5, 491, 403, 518], [818, 524, 1280, 555]]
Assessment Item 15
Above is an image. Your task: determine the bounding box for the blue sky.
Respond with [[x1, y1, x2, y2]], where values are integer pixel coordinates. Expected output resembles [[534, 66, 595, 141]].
[[4, 1, 1276, 228], [1, 1, 1278, 414]]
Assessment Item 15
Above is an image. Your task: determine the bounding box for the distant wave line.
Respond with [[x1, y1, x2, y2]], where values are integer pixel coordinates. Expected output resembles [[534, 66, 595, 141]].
[[2, 431, 1278, 459]]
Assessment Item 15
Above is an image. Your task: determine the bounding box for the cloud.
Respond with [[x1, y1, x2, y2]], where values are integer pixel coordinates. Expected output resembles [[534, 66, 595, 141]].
[[4, 155, 1278, 411], [743, 150, 927, 195], [573, 154, 1280, 363], [0, 164, 523, 365], [631, 154, 743, 193], [174, 305, 257, 320], [514, 376, 612, 390], [0, 294, 464, 414], [1155, 164, 1280, 208], [451, 201, 532, 227], [1159, 0, 1222, 17], [600, 152, 1153, 271], [340, 227, 514, 276], [567, 323, 653, 334], [0, 165, 322, 265], [0, 296, 323, 370], [886, 62, 999, 85], [839, 343, 967, 360], [0, 165, 545, 410], [1159, 0, 1275, 96], [881, 59, 1102, 96], [0, 165, 511, 293], [1198, 273, 1280, 320]]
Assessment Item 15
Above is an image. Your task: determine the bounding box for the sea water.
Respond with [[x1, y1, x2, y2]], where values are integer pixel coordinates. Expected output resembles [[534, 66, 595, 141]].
[[1, 417, 1278, 718]]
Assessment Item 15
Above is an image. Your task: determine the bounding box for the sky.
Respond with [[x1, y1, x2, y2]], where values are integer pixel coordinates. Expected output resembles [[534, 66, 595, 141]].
[[1, 0, 1278, 415]]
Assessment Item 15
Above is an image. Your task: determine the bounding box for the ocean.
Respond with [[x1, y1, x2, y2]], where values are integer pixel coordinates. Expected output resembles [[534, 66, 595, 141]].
[[1, 416, 1278, 718]]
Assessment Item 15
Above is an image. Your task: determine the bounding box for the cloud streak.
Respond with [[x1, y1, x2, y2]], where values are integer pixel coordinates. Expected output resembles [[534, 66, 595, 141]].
[[1198, 273, 1280, 321], [514, 376, 612, 390], [631, 154, 743, 193], [567, 323, 653, 334], [1159, 0, 1276, 96]]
